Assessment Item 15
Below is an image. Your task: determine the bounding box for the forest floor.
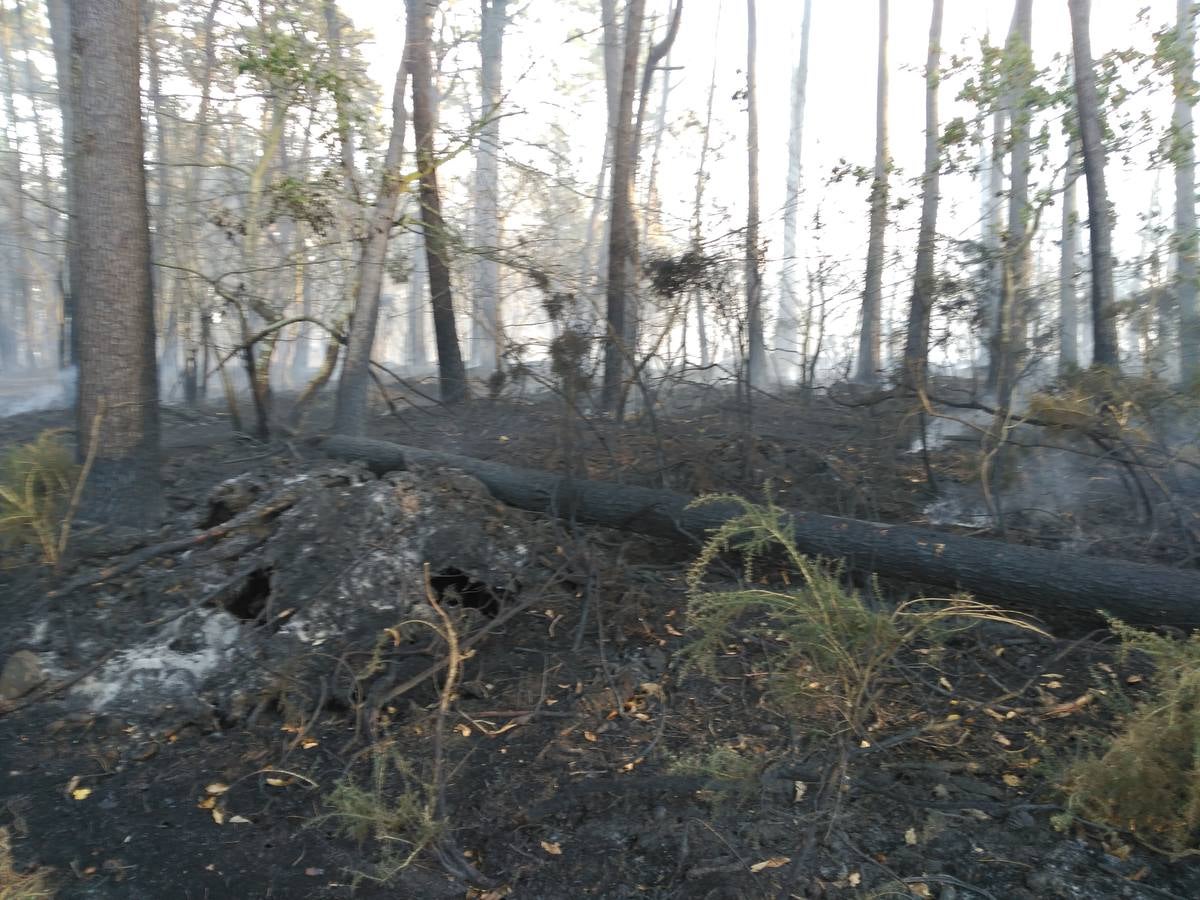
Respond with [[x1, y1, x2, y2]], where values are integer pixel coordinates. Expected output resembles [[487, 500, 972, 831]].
[[1, 380, 1198, 899]]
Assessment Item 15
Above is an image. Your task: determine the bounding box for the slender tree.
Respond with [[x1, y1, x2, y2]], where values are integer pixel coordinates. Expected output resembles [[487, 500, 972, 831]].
[[1060, 134, 1082, 372], [689, 0, 723, 370], [856, 0, 889, 385], [471, 0, 509, 373], [601, 0, 647, 409], [71, 0, 163, 526], [333, 37, 411, 434], [407, 0, 467, 403], [1068, 0, 1120, 370], [743, 0, 765, 387], [901, 0, 945, 389], [1175, 0, 1199, 383], [774, 0, 812, 377]]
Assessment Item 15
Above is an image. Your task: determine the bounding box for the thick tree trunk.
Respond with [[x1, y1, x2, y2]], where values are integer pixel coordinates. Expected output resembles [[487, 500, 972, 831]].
[[745, 0, 765, 388], [856, 0, 889, 385], [601, 0, 647, 410], [333, 49, 411, 435], [407, 0, 467, 403], [1068, 0, 1120, 370], [774, 0, 812, 378], [71, 0, 163, 527], [1175, 0, 1199, 384], [901, 0, 944, 390], [471, 0, 508, 373], [323, 435, 1200, 627]]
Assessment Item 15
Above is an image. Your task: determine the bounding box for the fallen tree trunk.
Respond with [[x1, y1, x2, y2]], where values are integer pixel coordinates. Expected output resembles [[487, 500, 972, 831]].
[[323, 435, 1200, 627]]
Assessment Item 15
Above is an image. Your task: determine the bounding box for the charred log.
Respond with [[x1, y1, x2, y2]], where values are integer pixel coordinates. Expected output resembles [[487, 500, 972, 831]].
[[323, 435, 1200, 628]]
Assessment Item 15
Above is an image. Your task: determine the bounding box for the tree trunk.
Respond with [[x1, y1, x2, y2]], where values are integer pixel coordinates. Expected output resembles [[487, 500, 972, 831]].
[[1060, 136, 1081, 372], [601, 0, 647, 410], [333, 47, 411, 435], [471, 0, 508, 373], [1068, 0, 1121, 371], [407, 0, 467, 403], [993, 0, 1033, 406], [901, 0, 944, 390], [689, 2, 723, 370], [745, 0, 765, 389], [856, 0, 889, 385], [71, 0, 163, 527], [408, 231, 429, 367], [982, 93, 1006, 387], [1175, 0, 1199, 384], [774, 0, 812, 379], [323, 435, 1200, 628], [47, 0, 79, 369]]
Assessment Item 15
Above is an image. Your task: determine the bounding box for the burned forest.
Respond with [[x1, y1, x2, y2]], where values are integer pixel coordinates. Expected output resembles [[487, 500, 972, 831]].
[[5, 1, 1200, 898]]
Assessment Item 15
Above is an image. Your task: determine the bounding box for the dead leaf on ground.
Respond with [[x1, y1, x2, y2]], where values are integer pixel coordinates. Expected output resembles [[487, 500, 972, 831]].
[[749, 857, 790, 873], [540, 840, 562, 856]]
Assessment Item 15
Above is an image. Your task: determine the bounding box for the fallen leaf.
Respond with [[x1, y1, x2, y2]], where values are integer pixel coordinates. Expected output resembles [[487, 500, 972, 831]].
[[304, 867, 324, 877], [583, 731, 598, 742], [909, 883, 932, 898], [211, 807, 225, 825], [848, 871, 861, 887], [1126, 674, 1143, 685], [72, 787, 92, 801], [749, 857, 790, 873], [1002, 774, 1022, 788], [540, 840, 562, 856], [265, 777, 289, 787], [904, 827, 918, 846], [456, 724, 472, 737], [206, 782, 230, 795], [938, 676, 954, 691], [300, 738, 319, 750], [793, 781, 807, 803], [228, 815, 251, 824], [993, 733, 1012, 747], [197, 796, 216, 810]]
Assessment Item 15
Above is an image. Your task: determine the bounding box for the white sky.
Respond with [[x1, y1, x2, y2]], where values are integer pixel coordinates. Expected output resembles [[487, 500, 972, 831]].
[[339, 0, 1183, 361]]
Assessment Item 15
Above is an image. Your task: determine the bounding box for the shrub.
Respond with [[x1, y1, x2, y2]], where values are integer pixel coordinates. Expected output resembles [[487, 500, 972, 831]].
[[683, 494, 1044, 736], [1060, 620, 1200, 857], [0, 431, 79, 568]]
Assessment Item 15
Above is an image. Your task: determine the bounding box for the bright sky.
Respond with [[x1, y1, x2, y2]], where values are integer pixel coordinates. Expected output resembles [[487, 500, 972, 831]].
[[339, 0, 1183, 360]]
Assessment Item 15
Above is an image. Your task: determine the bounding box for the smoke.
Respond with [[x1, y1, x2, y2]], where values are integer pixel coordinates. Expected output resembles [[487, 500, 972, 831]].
[[0, 367, 76, 417]]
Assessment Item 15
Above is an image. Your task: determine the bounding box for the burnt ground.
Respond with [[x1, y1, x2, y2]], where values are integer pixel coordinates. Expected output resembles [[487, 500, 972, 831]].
[[1, 382, 1199, 899]]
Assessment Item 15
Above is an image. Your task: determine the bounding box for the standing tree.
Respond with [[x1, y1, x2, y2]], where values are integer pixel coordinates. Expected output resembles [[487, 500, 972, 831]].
[[407, 0, 467, 403], [774, 0, 813, 377], [71, 0, 163, 526], [901, 0, 945, 390], [1060, 131, 1082, 372], [471, 0, 509, 374], [1174, 0, 1199, 383], [745, 0, 765, 388], [333, 37, 411, 434], [856, 0, 890, 385], [47, 0, 78, 368], [601, 0, 647, 410], [1068, 0, 1121, 370]]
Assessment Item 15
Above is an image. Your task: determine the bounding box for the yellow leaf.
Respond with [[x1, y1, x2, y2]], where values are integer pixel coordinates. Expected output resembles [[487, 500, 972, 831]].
[[993, 733, 1012, 747], [540, 840, 562, 856], [749, 857, 790, 873], [265, 777, 289, 787], [72, 787, 92, 801], [498, 435, 510, 442], [904, 827, 918, 846], [909, 883, 932, 898], [301, 738, 319, 749], [206, 782, 230, 795], [211, 807, 225, 825], [456, 724, 472, 737], [197, 797, 216, 809], [584, 731, 598, 742], [1002, 774, 1022, 787], [938, 677, 954, 691]]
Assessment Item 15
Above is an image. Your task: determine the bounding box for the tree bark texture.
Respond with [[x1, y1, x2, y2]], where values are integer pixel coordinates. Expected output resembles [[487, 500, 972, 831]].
[[856, 0, 889, 385], [1060, 136, 1081, 372], [334, 44, 411, 435], [471, 0, 508, 373], [323, 435, 1200, 627], [602, 0, 646, 410], [1175, 0, 1199, 383], [71, 0, 163, 526], [901, 0, 944, 389], [745, 0, 765, 388], [407, 0, 467, 403], [1068, 0, 1121, 370]]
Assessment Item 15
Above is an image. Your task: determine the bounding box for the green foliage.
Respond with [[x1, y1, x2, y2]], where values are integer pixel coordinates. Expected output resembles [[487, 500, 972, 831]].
[[313, 747, 443, 883], [1059, 620, 1200, 857], [683, 494, 1043, 735], [0, 431, 79, 568]]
